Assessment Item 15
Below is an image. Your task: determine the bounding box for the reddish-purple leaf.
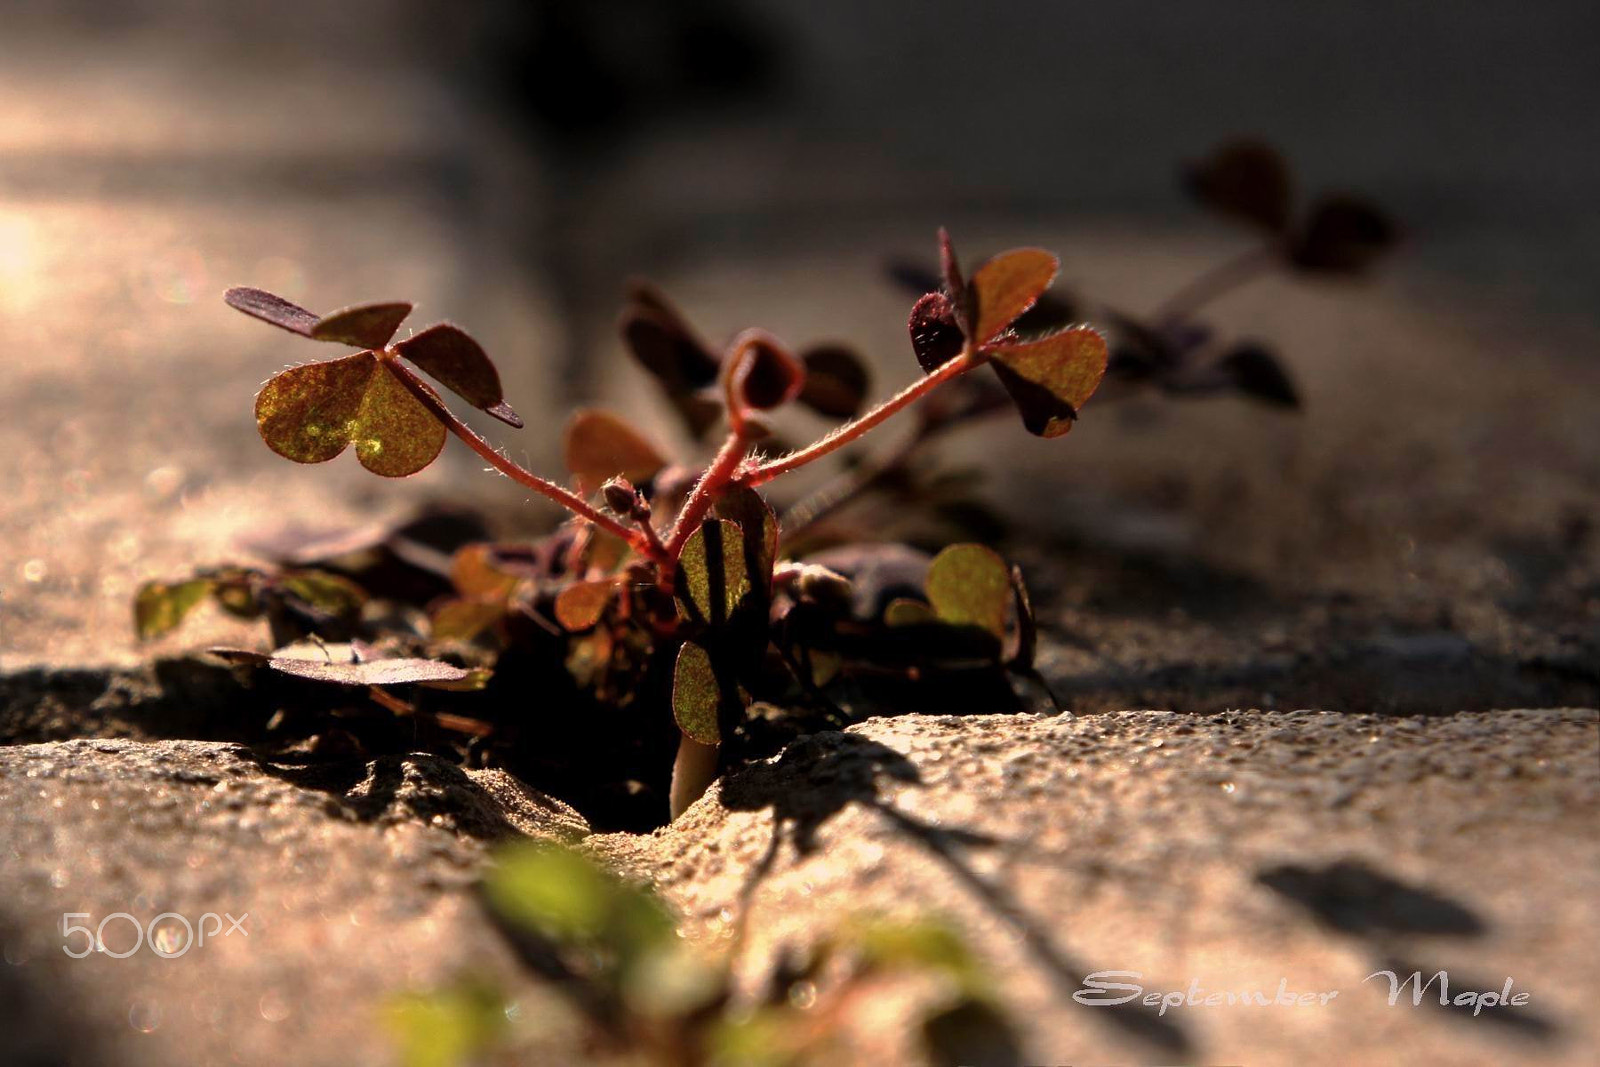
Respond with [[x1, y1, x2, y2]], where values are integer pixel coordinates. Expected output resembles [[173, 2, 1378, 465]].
[[619, 285, 724, 439], [225, 287, 318, 336], [797, 344, 871, 418], [969, 249, 1058, 346], [986, 326, 1108, 438], [908, 291, 966, 373], [1290, 196, 1398, 274], [724, 330, 804, 412], [563, 409, 668, 492], [937, 227, 971, 335], [1216, 343, 1300, 407], [393, 323, 523, 428], [311, 301, 413, 349], [1184, 139, 1295, 233]]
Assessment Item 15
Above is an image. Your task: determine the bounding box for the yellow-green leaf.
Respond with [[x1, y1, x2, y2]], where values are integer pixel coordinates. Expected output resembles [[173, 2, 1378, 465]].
[[672, 641, 723, 744], [986, 326, 1108, 438], [554, 579, 614, 631], [925, 544, 1009, 639], [255, 351, 378, 465], [352, 362, 448, 477], [675, 519, 749, 626], [969, 248, 1058, 345], [134, 578, 214, 640]]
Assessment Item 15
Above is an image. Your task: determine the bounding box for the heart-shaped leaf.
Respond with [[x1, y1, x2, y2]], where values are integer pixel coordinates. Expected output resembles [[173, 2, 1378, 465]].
[[969, 249, 1058, 346], [255, 353, 447, 477], [986, 326, 1108, 438], [909, 291, 966, 373], [311, 301, 413, 349], [797, 344, 870, 418], [393, 324, 522, 427], [563, 409, 668, 492], [1290, 195, 1398, 273], [224, 287, 318, 336], [671, 641, 723, 745], [555, 579, 615, 632], [925, 543, 1010, 639], [1185, 139, 1294, 233], [135, 578, 214, 640], [675, 519, 750, 626]]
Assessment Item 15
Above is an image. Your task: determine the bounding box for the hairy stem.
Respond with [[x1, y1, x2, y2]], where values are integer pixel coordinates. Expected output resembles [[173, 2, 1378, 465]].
[[741, 347, 976, 486], [384, 358, 664, 560], [664, 427, 755, 557]]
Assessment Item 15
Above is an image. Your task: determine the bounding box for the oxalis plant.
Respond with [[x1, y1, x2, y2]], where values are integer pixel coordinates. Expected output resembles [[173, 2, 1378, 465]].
[[207, 229, 1107, 821], [138, 141, 1395, 829]]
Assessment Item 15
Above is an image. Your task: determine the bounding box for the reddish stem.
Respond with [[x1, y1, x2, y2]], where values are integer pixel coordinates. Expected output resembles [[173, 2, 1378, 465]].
[[739, 347, 976, 486], [664, 427, 755, 558], [383, 357, 665, 561], [1151, 242, 1278, 323]]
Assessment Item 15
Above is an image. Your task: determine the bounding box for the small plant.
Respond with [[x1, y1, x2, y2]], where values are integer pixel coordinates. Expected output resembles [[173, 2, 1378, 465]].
[[140, 141, 1395, 827], [158, 228, 1107, 821], [387, 842, 1015, 1067]]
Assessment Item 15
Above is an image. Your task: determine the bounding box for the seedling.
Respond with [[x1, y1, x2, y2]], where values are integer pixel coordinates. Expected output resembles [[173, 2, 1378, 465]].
[[139, 140, 1396, 827], [191, 228, 1105, 819]]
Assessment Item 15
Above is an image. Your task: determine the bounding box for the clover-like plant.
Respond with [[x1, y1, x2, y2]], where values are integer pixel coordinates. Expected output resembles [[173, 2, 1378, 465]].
[[197, 230, 1106, 820]]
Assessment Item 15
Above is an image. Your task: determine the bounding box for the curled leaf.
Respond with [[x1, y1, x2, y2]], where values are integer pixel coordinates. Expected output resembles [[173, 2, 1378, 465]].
[[925, 544, 1010, 639], [134, 578, 214, 640], [724, 330, 804, 412], [555, 579, 615, 632], [1216, 343, 1300, 407], [563, 409, 667, 492], [393, 323, 522, 428], [1185, 139, 1294, 233], [797, 344, 870, 418], [311, 301, 413, 349], [224, 287, 317, 336], [675, 519, 750, 626], [671, 642, 723, 745], [969, 248, 1058, 346], [986, 326, 1108, 438], [909, 291, 966, 373], [1291, 195, 1398, 273]]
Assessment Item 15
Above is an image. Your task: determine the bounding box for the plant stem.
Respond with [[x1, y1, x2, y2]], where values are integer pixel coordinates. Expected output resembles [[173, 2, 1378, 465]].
[[664, 427, 754, 558], [384, 358, 663, 560], [740, 347, 976, 487], [1151, 242, 1278, 323]]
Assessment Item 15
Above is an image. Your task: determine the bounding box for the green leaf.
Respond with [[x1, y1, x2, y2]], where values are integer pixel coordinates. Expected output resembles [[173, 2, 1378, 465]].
[[986, 326, 1108, 438], [562, 409, 667, 492], [310, 301, 413, 349], [672, 641, 723, 745], [393, 323, 523, 428], [484, 842, 674, 954], [554, 579, 614, 632], [278, 569, 366, 619], [430, 597, 507, 642], [884, 596, 937, 627], [134, 578, 214, 640], [969, 248, 1058, 346], [925, 544, 1009, 639], [675, 519, 750, 626], [384, 981, 506, 1067], [852, 915, 983, 989]]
